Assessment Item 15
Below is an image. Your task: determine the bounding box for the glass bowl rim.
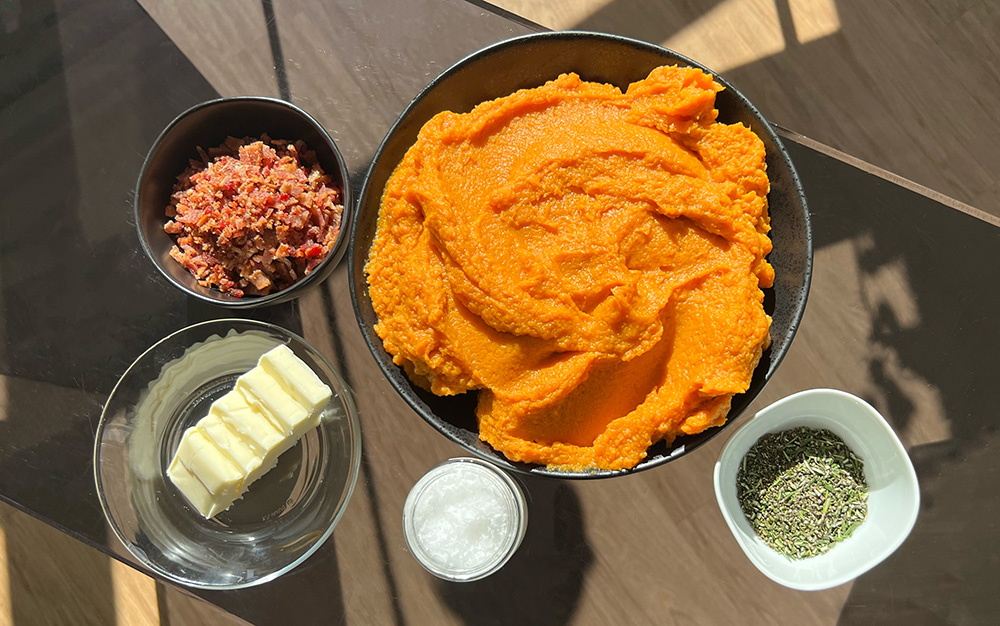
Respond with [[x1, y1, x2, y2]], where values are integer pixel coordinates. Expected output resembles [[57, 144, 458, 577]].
[[93, 317, 363, 589]]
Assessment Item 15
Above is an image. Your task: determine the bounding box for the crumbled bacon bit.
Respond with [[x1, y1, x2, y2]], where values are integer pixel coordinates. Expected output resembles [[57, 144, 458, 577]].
[[164, 134, 344, 297]]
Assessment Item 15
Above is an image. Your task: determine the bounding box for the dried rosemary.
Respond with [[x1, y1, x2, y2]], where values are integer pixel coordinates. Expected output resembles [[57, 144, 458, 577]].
[[737, 426, 868, 560]]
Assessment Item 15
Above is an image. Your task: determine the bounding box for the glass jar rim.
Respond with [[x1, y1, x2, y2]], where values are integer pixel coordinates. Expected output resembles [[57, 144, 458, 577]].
[[402, 457, 528, 582]]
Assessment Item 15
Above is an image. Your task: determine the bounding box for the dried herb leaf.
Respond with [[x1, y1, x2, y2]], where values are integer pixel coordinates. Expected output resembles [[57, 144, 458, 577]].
[[736, 427, 868, 560]]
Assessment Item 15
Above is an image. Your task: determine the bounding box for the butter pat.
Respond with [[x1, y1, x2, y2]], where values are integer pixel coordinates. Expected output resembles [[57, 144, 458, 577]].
[[198, 413, 262, 477], [167, 345, 332, 518], [170, 428, 244, 496], [211, 390, 285, 456], [259, 344, 333, 411], [236, 368, 311, 436], [166, 460, 229, 519]]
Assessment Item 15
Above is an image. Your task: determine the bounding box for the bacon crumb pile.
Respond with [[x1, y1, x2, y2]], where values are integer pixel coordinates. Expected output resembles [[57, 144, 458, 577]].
[[164, 135, 344, 297]]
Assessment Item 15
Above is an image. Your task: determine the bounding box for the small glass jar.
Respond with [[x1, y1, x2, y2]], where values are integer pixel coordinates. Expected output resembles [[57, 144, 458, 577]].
[[402, 457, 527, 582]]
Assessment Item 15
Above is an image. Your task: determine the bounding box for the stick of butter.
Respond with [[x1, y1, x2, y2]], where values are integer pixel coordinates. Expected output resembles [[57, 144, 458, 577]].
[[166, 345, 332, 518]]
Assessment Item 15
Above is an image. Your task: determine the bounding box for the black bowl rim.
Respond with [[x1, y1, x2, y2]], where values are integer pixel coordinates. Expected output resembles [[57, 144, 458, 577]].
[[349, 30, 813, 479], [135, 95, 353, 309]]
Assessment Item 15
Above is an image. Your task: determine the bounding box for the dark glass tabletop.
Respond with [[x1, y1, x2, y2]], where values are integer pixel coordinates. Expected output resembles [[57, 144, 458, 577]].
[[1, 0, 997, 624]]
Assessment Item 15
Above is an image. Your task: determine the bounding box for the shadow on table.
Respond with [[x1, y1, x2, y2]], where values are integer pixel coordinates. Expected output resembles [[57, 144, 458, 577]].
[[830, 198, 1000, 626], [0, 0, 178, 621], [782, 144, 1000, 625], [437, 477, 593, 626], [0, 0, 242, 623]]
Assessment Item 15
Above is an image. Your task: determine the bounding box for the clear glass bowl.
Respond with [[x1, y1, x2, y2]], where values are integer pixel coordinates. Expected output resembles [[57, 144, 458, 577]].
[[94, 319, 361, 589]]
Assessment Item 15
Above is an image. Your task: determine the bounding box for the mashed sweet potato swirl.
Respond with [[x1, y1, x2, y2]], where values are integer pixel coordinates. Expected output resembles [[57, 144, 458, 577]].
[[366, 67, 773, 471]]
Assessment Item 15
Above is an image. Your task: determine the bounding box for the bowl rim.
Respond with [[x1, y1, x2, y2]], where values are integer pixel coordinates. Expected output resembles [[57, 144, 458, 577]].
[[93, 318, 363, 589], [712, 388, 920, 590], [135, 95, 353, 309], [349, 30, 813, 479]]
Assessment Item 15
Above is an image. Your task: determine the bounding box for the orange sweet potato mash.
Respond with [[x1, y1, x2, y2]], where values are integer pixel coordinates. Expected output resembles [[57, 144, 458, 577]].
[[367, 66, 773, 471]]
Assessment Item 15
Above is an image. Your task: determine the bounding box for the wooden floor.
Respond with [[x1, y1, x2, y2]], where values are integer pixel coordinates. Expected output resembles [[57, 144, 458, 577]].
[[0, 501, 252, 626], [1, 0, 997, 625]]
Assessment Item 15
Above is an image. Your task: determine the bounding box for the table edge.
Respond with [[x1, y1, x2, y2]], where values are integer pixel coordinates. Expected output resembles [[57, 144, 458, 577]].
[[776, 125, 1000, 228]]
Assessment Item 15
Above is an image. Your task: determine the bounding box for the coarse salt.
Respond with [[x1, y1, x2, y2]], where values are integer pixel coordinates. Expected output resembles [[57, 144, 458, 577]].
[[403, 459, 526, 581]]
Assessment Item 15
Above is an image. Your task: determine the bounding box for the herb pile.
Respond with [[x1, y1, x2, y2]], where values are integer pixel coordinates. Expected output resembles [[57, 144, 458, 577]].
[[737, 427, 868, 559]]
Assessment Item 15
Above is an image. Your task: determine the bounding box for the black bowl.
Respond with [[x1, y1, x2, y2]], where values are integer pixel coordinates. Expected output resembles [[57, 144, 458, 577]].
[[349, 32, 812, 478], [136, 97, 351, 308]]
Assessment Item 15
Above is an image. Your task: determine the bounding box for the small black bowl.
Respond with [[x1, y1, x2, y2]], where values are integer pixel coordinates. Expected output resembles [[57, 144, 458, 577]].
[[349, 32, 812, 478], [135, 97, 351, 308]]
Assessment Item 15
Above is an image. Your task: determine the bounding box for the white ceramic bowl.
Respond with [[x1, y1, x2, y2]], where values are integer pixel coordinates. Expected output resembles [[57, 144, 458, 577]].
[[713, 388, 919, 591]]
